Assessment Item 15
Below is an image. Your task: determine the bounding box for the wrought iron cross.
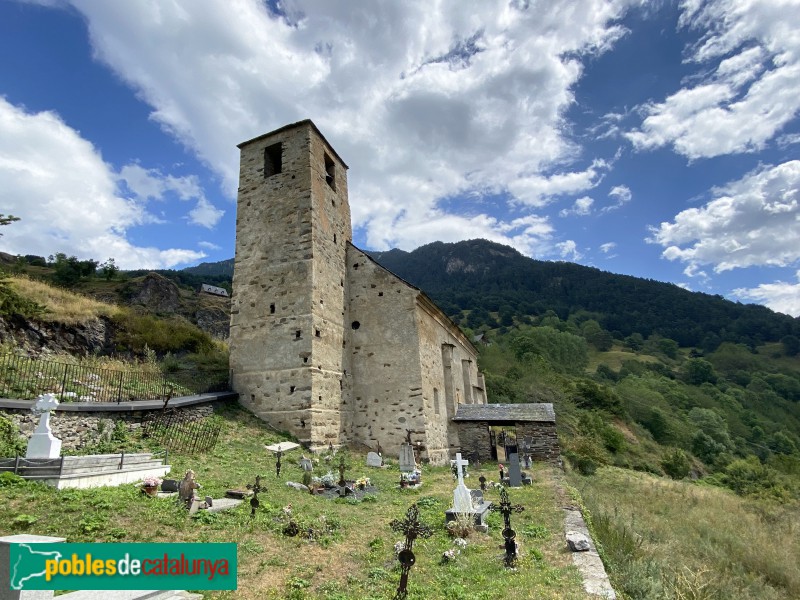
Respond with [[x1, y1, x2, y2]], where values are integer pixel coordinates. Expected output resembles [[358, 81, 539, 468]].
[[490, 487, 524, 566], [338, 455, 347, 487], [246, 475, 264, 518], [390, 503, 433, 600]]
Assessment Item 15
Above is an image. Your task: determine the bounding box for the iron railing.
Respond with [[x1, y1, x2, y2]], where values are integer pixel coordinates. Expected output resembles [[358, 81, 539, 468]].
[[142, 412, 222, 454], [0, 353, 229, 402]]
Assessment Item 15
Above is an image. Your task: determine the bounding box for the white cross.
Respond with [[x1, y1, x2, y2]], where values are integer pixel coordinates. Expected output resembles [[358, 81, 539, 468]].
[[454, 453, 469, 486]]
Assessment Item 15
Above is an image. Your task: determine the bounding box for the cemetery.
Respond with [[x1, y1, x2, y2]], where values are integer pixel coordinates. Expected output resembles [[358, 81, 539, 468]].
[[0, 402, 597, 599]]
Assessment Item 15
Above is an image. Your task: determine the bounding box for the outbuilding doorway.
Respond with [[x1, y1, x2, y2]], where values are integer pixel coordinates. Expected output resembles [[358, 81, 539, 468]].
[[488, 424, 517, 462]]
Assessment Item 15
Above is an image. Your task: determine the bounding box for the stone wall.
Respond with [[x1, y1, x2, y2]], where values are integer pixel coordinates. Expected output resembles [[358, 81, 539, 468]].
[[454, 421, 493, 463], [517, 421, 561, 463], [230, 121, 351, 449], [0, 405, 214, 453]]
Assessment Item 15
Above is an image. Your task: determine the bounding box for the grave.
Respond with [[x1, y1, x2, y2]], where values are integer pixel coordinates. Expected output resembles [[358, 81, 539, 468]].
[[366, 451, 382, 467], [25, 394, 62, 459], [445, 453, 492, 529], [398, 444, 416, 472], [508, 453, 522, 487], [299, 456, 313, 471]]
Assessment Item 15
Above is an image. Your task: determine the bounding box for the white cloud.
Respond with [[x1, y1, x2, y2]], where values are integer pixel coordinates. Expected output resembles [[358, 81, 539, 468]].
[[198, 240, 222, 251], [62, 0, 636, 258], [0, 98, 205, 269], [627, 0, 800, 159], [556, 239, 582, 261], [560, 196, 594, 217], [118, 163, 224, 228], [648, 160, 800, 272], [602, 184, 632, 212], [733, 271, 800, 317], [599, 242, 616, 253]]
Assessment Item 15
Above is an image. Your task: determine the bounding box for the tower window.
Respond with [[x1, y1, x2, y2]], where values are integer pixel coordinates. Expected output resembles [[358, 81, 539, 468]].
[[295, 330, 301, 339], [290, 385, 295, 394], [264, 143, 282, 177], [351, 321, 360, 330], [334, 233, 337, 244], [270, 303, 275, 314], [315, 329, 321, 338], [324, 153, 335, 190]]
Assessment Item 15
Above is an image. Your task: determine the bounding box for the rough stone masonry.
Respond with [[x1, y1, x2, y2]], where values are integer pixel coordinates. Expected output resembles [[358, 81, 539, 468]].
[[229, 120, 487, 464]]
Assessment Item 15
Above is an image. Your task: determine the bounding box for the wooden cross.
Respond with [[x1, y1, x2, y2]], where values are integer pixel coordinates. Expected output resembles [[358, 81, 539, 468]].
[[390, 503, 433, 600], [490, 487, 524, 566]]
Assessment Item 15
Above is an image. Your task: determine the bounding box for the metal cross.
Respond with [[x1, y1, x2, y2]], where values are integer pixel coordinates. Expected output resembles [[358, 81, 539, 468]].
[[390, 503, 433, 600], [338, 455, 347, 487], [490, 487, 524, 566], [275, 450, 283, 477], [246, 475, 264, 518]]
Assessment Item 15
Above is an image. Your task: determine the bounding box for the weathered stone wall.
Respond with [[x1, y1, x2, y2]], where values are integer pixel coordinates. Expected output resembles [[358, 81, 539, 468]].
[[415, 296, 484, 464], [230, 121, 351, 449], [0, 405, 214, 453], [517, 421, 561, 463], [454, 421, 493, 463], [346, 246, 424, 457]]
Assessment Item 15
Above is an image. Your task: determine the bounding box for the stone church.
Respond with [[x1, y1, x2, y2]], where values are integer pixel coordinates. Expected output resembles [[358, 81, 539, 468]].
[[229, 120, 488, 465]]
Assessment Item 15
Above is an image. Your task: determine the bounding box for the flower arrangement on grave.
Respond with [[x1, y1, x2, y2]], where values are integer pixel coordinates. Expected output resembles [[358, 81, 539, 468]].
[[320, 471, 337, 488], [393, 540, 406, 555], [441, 548, 459, 562], [355, 476, 370, 490], [140, 476, 162, 496]]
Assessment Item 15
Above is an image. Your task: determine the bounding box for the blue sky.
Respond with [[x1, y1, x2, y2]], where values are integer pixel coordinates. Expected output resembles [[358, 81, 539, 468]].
[[1, 0, 799, 316]]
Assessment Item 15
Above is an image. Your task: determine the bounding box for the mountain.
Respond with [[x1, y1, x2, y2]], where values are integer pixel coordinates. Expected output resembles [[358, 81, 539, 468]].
[[368, 239, 799, 349], [182, 258, 234, 278]]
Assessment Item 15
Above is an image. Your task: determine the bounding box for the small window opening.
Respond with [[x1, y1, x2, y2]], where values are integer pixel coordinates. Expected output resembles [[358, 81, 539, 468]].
[[315, 329, 321, 338], [290, 385, 295, 394], [334, 233, 337, 244], [340, 279, 344, 287], [295, 330, 301, 339], [351, 321, 361, 330], [332, 199, 336, 207], [318, 396, 322, 402], [300, 419, 305, 428], [270, 303, 275, 314], [303, 357, 308, 364], [264, 143, 282, 177], [324, 153, 335, 190], [339, 379, 343, 390], [378, 292, 383, 297], [353, 263, 359, 270]]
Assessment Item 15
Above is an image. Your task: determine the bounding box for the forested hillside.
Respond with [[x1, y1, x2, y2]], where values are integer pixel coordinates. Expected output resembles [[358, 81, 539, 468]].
[[369, 239, 799, 350]]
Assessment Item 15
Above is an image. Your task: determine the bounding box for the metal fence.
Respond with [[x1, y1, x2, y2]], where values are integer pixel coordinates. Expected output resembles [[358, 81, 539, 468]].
[[141, 411, 222, 454], [0, 353, 229, 402]]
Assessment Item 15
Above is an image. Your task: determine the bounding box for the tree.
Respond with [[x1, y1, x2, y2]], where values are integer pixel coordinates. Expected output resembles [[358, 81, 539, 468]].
[[100, 258, 119, 281], [661, 448, 691, 480], [0, 214, 19, 235], [682, 358, 717, 385], [781, 335, 800, 357]]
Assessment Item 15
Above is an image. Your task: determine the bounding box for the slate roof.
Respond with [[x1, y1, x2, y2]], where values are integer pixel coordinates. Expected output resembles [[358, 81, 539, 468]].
[[453, 403, 555, 423]]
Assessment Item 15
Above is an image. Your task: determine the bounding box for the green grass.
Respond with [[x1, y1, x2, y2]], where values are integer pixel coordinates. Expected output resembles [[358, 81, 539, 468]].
[[0, 405, 585, 599], [570, 466, 800, 600]]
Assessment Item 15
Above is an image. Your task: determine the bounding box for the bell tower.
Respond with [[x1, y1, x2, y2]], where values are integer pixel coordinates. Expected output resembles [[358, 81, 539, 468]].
[[229, 120, 351, 449]]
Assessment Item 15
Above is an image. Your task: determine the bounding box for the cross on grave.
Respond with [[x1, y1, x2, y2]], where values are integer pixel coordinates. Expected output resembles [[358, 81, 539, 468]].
[[452, 453, 471, 514], [275, 451, 283, 477], [246, 475, 265, 518], [390, 503, 433, 600], [490, 487, 524, 567], [337, 455, 347, 487]]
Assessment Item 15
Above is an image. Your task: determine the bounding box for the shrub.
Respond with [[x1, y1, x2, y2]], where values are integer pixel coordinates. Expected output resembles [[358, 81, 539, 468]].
[[0, 414, 25, 457], [661, 448, 691, 480]]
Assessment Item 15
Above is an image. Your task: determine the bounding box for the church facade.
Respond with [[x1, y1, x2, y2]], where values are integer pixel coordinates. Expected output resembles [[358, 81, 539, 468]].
[[229, 120, 486, 464]]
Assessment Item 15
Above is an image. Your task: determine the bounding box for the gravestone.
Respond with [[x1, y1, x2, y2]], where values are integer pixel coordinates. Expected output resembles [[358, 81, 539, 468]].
[[161, 479, 179, 493], [508, 453, 522, 487], [26, 394, 62, 459], [399, 444, 416, 472], [366, 452, 382, 467], [299, 456, 313, 471], [451, 453, 472, 513]]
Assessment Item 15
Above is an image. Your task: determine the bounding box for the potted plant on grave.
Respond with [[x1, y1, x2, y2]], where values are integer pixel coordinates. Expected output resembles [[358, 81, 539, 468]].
[[355, 476, 370, 490], [141, 476, 162, 497]]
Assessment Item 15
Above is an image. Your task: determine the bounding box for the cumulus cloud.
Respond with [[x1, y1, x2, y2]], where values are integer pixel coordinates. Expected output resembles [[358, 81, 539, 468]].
[[733, 271, 800, 317], [556, 239, 582, 261], [0, 97, 206, 268], [599, 242, 616, 254], [602, 184, 632, 212], [560, 196, 594, 217], [62, 0, 635, 257], [648, 160, 800, 272], [627, 0, 800, 159]]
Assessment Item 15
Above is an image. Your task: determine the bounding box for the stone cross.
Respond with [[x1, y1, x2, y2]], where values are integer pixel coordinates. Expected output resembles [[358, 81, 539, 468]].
[[26, 393, 62, 459], [452, 453, 472, 514], [490, 487, 525, 566], [390, 503, 433, 600]]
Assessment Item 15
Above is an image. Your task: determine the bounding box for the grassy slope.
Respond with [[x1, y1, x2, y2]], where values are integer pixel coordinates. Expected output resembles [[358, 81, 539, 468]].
[[1, 405, 586, 600], [570, 466, 800, 600]]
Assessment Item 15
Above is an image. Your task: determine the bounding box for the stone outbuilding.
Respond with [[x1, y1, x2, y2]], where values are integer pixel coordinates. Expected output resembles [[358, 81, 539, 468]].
[[453, 403, 560, 464]]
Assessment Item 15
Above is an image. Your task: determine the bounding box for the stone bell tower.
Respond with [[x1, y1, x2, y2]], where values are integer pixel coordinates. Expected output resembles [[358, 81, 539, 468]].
[[229, 120, 351, 449]]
